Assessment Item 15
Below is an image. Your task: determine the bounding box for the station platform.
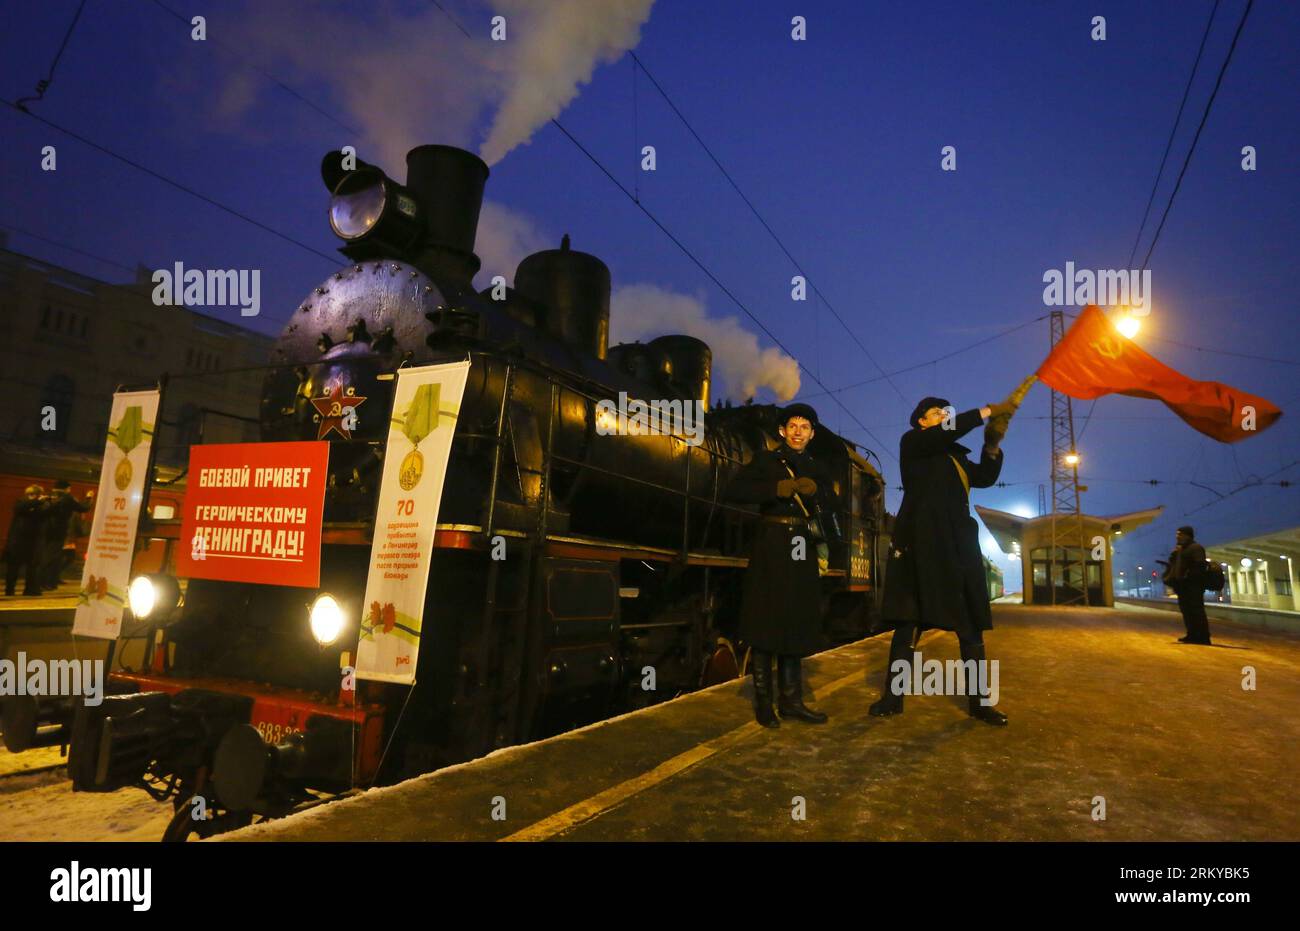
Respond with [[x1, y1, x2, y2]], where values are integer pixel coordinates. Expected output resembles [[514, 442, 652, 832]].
[[225, 603, 1300, 842], [0, 585, 83, 664], [0, 584, 79, 620]]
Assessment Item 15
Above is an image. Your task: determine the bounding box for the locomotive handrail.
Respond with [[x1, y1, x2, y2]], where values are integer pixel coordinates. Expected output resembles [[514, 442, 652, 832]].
[[545, 450, 756, 523], [149, 347, 869, 574]]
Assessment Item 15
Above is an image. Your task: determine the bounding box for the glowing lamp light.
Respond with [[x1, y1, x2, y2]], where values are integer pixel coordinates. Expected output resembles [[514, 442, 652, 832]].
[[126, 573, 181, 620], [1063, 451, 1080, 466], [309, 593, 346, 645], [128, 575, 157, 619], [1115, 315, 1141, 339], [1240, 557, 1253, 569]]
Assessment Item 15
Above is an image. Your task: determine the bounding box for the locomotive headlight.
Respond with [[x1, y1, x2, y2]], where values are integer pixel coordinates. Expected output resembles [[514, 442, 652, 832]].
[[329, 172, 388, 240], [309, 593, 346, 645], [322, 152, 423, 255], [127, 573, 181, 620], [128, 576, 156, 618]]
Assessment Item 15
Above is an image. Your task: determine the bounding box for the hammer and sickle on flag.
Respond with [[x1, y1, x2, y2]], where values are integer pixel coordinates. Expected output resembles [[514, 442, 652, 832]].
[[1036, 305, 1282, 443], [1089, 335, 1124, 360]]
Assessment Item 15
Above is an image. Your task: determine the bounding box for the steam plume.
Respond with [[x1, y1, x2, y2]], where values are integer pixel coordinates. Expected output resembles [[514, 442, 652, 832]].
[[611, 284, 801, 401]]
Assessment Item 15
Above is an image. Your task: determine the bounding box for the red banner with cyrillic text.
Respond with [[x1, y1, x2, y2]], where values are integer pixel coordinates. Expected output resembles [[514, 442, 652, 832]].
[[175, 441, 330, 587]]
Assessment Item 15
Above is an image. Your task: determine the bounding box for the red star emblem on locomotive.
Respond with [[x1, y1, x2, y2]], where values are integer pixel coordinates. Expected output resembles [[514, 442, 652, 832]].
[[310, 383, 368, 440]]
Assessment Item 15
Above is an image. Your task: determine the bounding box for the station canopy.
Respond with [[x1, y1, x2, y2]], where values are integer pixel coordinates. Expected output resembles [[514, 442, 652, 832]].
[[975, 506, 1164, 556]]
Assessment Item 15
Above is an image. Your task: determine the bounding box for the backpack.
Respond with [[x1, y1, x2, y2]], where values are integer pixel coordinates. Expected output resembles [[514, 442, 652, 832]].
[[1201, 560, 1226, 593]]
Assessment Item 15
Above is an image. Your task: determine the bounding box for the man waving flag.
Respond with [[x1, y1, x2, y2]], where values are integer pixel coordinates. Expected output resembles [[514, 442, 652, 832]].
[[1036, 305, 1283, 443]]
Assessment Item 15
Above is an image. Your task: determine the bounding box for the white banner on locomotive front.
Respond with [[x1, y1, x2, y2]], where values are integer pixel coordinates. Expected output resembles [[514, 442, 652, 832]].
[[355, 361, 470, 684], [73, 389, 161, 640]]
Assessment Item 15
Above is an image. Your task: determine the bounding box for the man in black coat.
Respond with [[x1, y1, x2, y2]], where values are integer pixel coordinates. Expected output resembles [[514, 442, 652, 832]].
[[5, 485, 48, 596], [727, 403, 837, 728], [1162, 525, 1211, 645], [868, 395, 1018, 725], [41, 480, 93, 589]]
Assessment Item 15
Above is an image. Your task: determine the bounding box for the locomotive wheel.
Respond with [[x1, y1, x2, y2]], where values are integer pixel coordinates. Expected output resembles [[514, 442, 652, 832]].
[[162, 798, 254, 842]]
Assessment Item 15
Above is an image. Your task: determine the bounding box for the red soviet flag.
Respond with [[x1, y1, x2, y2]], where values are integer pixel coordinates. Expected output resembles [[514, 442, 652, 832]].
[[1037, 305, 1282, 443]]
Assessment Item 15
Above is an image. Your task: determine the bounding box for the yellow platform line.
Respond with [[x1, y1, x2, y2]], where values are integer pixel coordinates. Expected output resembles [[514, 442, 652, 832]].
[[499, 648, 902, 842]]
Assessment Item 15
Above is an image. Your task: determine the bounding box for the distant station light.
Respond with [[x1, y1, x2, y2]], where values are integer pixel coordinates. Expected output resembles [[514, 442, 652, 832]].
[[1063, 451, 1080, 466], [1115, 314, 1141, 338]]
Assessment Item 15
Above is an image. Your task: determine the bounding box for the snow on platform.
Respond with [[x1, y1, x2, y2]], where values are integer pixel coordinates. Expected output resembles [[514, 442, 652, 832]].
[[223, 605, 1300, 842]]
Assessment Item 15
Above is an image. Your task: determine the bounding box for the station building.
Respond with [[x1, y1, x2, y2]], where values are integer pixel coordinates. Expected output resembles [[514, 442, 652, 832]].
[[1204, 527, 1300, 611], [975, 506, 1164, 607], [0, 237, 274, 466]]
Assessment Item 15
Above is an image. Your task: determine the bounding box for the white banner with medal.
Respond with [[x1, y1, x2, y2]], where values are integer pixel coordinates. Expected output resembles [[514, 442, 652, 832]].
[[355, 361, 470, 684], [73, 389, 161, 639]]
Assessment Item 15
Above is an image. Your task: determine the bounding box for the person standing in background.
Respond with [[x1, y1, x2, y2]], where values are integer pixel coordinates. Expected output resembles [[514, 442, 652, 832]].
[[41, 480, 94, 589], [5, 485, 48, 596], [1162, 525, 1212, 646]]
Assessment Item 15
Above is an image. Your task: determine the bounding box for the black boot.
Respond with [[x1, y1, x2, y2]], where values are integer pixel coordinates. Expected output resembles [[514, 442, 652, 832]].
[[869, 624, 914, 716], [750, 650, 779, 728], [960, 639, 1007, 726], [777, 656, 828, 724]]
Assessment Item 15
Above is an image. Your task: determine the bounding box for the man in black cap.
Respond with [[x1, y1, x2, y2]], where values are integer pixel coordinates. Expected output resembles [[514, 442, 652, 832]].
[[41, 480, 93, 590], [868, 392, 1020, 725], [1162, 526, 1211, 645], [728, 403, 837, 727]]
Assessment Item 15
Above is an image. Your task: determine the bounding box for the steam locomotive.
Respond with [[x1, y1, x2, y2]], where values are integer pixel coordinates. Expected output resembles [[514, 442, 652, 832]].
[[63, 144, 888, 839]]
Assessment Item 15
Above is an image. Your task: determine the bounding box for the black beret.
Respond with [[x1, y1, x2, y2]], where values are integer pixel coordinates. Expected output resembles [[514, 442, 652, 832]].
[[909, 396, 951, 428], [779, 403, 819, 428]]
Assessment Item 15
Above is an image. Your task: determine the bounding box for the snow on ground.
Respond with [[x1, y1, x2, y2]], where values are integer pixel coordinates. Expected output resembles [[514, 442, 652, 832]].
[[0, 746, 174, 841], [0, 742, 65, 777]]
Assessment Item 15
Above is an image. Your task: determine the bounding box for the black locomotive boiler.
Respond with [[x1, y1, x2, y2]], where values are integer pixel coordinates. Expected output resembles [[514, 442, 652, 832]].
[[67, 144, 888, 839]]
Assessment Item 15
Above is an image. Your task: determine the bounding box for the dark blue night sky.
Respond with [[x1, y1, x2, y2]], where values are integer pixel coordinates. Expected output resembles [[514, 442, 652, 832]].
[[3, 0, 1297, 585]]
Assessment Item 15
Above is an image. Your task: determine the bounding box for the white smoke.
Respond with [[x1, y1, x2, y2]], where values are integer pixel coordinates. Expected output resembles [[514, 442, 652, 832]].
[[472, 200, 552, 289], [611, 284, 801, 402], [472, 210, 796, 401], [205, 0, 654, 170], [478, 0, 656, 165]]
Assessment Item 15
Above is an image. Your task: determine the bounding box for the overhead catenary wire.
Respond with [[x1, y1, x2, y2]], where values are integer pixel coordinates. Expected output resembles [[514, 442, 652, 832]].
[[795, 314, 1050, 402], [1145, 335, 1300, 367], [548, 116, 894, 464], [1138, 0, 1255, 271], [1079, 0, 1252, 445], [627, 50, 909, 404], [1125, 0, 1223, 269], [14, 0, 89, 112], [417, 0, 897, 461], [0, 223, 137, 274], [0, 98, 343, 266]]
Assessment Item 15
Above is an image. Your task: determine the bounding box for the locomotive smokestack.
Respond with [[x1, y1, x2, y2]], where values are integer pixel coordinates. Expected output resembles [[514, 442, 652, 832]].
[[404, 145, 489, 288]]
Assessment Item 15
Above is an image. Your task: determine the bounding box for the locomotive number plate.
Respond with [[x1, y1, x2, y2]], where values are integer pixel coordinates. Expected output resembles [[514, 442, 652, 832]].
[[252, 721, 302, 745]]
